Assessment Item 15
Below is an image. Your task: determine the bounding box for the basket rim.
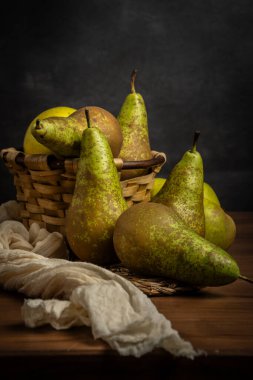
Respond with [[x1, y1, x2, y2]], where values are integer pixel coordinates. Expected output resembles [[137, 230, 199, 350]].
[[1, 147, 167, 171]]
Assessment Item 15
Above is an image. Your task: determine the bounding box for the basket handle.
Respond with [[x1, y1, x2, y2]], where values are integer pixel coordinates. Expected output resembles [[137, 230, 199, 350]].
[[114, 151, 166, 170]]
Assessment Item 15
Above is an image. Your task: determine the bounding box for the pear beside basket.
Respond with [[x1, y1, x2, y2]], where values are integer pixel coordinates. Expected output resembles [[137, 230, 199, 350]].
[[0, 148, 166, 236]]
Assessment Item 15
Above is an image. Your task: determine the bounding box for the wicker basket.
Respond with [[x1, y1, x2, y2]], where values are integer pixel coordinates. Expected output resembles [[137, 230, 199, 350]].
[[1, 147, 166, 235], [1, 148, 199, 297]]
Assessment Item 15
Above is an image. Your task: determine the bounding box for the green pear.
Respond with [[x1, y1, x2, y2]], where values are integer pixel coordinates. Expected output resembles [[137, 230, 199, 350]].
[[117, 69, 152, 180], [152, 132, 205, 236], [65, 110, 128, 265], [32, 117, 80, 157], [204, 198, 236, 249], [113, 202, 242, 287], [32, 106, 123, 157]]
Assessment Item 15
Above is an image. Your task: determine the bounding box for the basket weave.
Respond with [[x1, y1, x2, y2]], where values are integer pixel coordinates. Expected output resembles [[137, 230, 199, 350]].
[[1, 148, 166, 235]]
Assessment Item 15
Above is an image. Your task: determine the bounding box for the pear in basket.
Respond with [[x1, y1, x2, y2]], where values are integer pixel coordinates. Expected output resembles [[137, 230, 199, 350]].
[[152, 131, 205, 236], [65, 109, 128, 265], [117, 69, 152, 180], [23, 106, 76, 154], [32, 106, 123, 158]]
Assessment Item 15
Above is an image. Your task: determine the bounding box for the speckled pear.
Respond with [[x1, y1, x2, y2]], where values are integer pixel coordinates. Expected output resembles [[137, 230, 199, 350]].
[[152, 131, 205, 236], [32, 106, 122, 157], [113, 202, 241, 287], [117, 69, 152, 180], [65, 110, 128, 264]]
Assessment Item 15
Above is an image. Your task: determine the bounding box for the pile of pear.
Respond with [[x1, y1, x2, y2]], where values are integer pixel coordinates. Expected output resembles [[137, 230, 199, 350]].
[[26, 70, 251, 289], [64, 109, 248, 289]]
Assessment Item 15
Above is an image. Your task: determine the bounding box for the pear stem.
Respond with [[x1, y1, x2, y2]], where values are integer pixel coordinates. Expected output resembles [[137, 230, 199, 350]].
[[239, 275, 253, 284], [85, 109, 91, 128], [130, 69, 137, 93], [191, 131, 200, 153]]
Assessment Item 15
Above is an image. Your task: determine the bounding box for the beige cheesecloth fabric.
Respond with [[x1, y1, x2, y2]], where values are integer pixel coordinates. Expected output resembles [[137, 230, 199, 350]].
[[0, 200, 202, 358]]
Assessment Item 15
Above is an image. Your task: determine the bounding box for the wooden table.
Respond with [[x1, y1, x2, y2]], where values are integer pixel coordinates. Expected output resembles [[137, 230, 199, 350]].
[[0, 212, 253, 379]]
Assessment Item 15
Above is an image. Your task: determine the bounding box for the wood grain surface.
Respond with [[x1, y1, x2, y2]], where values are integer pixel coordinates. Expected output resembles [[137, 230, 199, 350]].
[[0, 212, 253, 379]]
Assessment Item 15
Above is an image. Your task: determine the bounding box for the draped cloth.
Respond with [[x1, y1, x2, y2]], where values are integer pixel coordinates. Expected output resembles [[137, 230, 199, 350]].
[[0, 200, 202, 358]]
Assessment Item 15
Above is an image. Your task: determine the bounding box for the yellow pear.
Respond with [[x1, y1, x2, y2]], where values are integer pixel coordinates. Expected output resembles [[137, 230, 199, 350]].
[[150, 177, 166, 198], [203, 182, 220, 206], [202, 182, 236, 248], [204, 198, 236, 250], [23, 106, 76, 154]]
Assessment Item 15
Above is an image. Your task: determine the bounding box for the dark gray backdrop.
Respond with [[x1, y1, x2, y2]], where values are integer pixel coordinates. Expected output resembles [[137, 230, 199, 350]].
[[0, 0, 252, 210]]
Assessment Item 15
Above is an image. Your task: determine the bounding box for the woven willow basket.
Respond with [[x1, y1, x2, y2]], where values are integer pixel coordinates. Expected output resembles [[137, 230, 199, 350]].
[[1, 147, 166, 236]]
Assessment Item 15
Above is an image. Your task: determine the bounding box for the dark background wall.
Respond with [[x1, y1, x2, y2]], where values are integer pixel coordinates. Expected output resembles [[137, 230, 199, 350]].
[[0, 0, 252, 210]]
